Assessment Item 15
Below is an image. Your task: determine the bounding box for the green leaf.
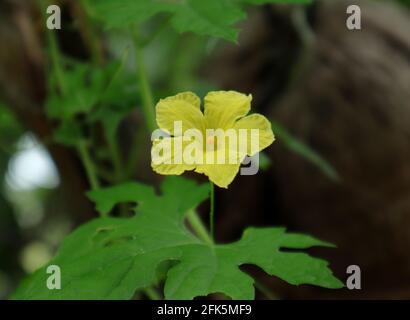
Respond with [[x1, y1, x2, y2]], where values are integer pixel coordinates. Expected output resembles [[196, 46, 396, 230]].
[[47, 62, 108, 119], [271, 120, 340, 181], [0, 102, 23, 153], [87, 52, 139, 142], [47, 57, 138, 146], [12, 176, 342, 300], [239, 0, 311, 4], [397, 0, 410, 8], [85, 0, 312, 42], [47, 61, 136, 121], [53, 120, 84, 146]]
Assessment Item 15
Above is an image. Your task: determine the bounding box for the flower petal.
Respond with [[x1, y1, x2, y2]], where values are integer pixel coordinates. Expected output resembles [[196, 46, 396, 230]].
[[151, 137, 196, 175], [156, 92, 204, 135], [195, 155, 241, 188], [204, 91, 252, 130], [234, 114, 275, 156]]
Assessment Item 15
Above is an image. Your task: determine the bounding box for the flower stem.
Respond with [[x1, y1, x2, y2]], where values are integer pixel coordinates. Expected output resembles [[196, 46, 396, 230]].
[[144, 287, 161, 300], [187, 210, 213, 245], [186, 198, 276, 300], [209, 182, 215, 240]]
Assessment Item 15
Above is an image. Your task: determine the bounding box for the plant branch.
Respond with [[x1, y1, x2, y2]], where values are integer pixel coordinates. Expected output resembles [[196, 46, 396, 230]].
[[76, 140, 101, 190], [209, 182, 215, 240], [144, 287, 161, 300], [40, 0, 66, 94], [132, 28, 156, 132], [186, 188, 277, 300], [187, 210, 213, 245], [75, 0, 105, 64]]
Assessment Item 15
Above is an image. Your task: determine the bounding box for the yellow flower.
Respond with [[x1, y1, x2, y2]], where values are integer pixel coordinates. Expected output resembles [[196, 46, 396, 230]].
[[151, 91, 275, 188]]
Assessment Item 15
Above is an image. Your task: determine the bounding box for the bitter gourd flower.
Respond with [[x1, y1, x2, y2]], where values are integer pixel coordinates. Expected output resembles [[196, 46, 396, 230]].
[[151, 91, 275, 188]]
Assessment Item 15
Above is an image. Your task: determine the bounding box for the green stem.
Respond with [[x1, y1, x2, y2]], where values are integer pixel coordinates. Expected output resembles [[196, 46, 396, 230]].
[[106, 134, 123, 182], [125, 124, 145, 178], [77, 0, 104, 65], [288, 6, 315, 87], [132, 28, 156, 132], [76, 140, 101, 191], [144, 287, 161, 300], [187, 210, 213, 245], [48, 34, 66, 94], [187, 198, 276, 301], [126, 26, 156, 176], [40, 0, 66, 94], [209, 182, 215, 240], [96, 165, 116, 182], [139, 16, 172, 48]]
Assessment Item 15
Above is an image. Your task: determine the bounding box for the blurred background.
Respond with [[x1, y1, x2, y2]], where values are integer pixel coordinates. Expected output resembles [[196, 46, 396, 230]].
[[0, 0, 409, 299]]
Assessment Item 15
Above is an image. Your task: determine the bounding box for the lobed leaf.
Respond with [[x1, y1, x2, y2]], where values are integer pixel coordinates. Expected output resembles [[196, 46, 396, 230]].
[[85, 0, 312, 42], [47, 59, 138, 145], [12, 176, 342, 300]]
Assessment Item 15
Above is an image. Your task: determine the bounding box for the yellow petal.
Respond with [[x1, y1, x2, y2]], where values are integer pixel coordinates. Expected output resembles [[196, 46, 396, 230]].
[[173, 91, 201, 108], [204, 91, 252, 130], [151, 137, 196, 175], [234, 114, 275, 156], [156, 92, 204, 135], [195, 153, 241, 188]]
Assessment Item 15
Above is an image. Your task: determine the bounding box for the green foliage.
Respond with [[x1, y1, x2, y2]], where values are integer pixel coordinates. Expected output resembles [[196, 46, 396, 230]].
[[271, 120, 340, 181], [53, 120, 84, 147], [12, 176, 342, 300], [47, 63, 110, 119], [0, 103, 22, 147], [47, 58, 138, 146], [0, 103, 23, 169], [85, 0, 312, 42], [8, 0, 341, 301], [397, 0, 410, 7]]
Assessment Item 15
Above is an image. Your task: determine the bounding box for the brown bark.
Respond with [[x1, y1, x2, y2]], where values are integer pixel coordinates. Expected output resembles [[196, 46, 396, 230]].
[[207, 0, 410, 298], [0, 1, 95, 223]]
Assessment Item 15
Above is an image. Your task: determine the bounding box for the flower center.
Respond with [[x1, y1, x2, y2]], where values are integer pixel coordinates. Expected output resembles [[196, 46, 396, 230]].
[[206, 135, 216, 145]]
